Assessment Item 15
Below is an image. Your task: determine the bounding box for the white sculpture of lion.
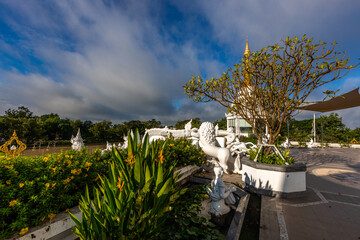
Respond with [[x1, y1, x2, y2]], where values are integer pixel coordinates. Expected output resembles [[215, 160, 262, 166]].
[[199, 122, 234, 174]]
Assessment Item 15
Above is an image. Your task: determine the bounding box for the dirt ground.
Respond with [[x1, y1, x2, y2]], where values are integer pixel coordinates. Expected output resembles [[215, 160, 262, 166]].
[[21, 144, 107, 156]]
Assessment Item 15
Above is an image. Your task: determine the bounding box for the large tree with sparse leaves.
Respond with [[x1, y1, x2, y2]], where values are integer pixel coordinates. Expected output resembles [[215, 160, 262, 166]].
[[184, 35, 358, 149]]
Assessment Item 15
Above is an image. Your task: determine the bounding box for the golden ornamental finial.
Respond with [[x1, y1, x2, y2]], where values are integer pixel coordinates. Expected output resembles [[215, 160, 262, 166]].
[[0, 130, 27, 157], [244, 36, 250, 56]]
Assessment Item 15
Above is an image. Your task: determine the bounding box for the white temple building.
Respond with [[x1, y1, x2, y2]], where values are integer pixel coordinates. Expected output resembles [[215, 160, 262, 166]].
[[225, 38, 254, 137]]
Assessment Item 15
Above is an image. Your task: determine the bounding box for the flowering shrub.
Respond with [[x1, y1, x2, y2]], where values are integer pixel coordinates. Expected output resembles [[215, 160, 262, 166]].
[[162, 137, 206, 167], [0, 136, 206, 238], [0, 148, 110, 238]]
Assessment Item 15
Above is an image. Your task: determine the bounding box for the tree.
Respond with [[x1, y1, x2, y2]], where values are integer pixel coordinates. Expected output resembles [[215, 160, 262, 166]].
[[5, 106, 34, 118], [123, 120, 146, 135], [319, 113, 349, 143], [89, 120, 113, 141], [143, 119, 162, 129], [39, 113, 62, 140], [184, 35, 358, 150]]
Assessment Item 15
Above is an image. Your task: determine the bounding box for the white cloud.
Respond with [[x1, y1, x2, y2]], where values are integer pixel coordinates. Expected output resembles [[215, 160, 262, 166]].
[[0, 0, 226, 123], [0, 0, 359, 127]]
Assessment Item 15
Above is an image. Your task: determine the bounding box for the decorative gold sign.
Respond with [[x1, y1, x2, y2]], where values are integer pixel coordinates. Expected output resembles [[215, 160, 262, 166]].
[[351, 138, 359, 144], [0, 131, 27, 157]]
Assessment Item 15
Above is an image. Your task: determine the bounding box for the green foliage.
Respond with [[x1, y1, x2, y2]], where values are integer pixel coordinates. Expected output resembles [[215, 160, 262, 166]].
[[159, 184, 224, 240], [248, 147, 293, 165], [70, 130, 182, 240], [280, 113, 357, 143], [162, 137, 207, 167], [184, 35, 358, 148], [0, 149, 110, 238], [0, 106, 164, 144], [174, 118, 201, 130], [5, 106, 33, 119], [238, 134, 258, 145], [214, 117, 227, 130]]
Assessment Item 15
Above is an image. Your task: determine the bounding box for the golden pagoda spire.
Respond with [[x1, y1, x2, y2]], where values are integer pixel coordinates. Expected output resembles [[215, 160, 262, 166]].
[[244, 36, 250, 56], [242, 36, 251, 85]]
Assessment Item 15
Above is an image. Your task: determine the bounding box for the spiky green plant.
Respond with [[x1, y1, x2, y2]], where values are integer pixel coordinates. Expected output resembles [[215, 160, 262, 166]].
[[70, 130, 182, 239]]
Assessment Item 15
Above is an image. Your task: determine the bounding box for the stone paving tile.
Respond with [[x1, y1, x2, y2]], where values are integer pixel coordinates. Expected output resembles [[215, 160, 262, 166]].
[[281, 200, 360, 240], [321, 191, 360, 205]]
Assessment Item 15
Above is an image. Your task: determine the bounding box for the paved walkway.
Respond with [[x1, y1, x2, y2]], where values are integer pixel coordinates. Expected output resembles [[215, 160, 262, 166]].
[[260, 148, 360, 240]]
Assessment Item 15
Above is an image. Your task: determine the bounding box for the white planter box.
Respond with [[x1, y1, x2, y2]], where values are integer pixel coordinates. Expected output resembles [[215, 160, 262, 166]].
[[241, 159, 306, 198]]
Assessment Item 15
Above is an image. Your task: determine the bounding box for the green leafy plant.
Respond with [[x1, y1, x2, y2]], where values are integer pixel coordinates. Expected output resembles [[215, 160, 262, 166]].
[[159, 184, 224, 240], [248, 147, 293, 165], [70, 130, 183, 240]]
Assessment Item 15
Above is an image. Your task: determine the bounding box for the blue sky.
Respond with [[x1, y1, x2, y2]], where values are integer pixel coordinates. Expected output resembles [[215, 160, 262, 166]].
[[0, 0, 359, 128]]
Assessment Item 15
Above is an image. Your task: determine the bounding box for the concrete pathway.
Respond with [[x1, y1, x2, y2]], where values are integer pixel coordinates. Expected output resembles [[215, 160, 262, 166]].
[[260, 148, 360, 240]]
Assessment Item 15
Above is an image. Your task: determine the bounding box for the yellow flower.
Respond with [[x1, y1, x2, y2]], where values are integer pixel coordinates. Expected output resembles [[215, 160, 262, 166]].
[[19, 183, 24, 188], [64, 178, 71, 184], [97, 157, 100, 161], [6, 180, 11, 185], [65, 155, 69, 158], [84, 162, 92, 168], [51, 167, 57, 172], [70, 155, 73, 159], [43, 157, 49, 162], [19, 227, 28, 235], [51, 183, 56, 187], [45, 183, 50, 188], [48, 213, 56, 221], [4, 165, 13, 169], [9, 199, 18, 207], [71, 169, 81, 175], [40, 216, 46, 221], [57, 155, 60, 158]]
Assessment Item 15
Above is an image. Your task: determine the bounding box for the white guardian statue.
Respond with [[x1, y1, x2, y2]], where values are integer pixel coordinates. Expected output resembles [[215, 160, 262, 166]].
[[71, 129, 84, 151], [199, 122, 234, 173], [206, 162, 236, 216]]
